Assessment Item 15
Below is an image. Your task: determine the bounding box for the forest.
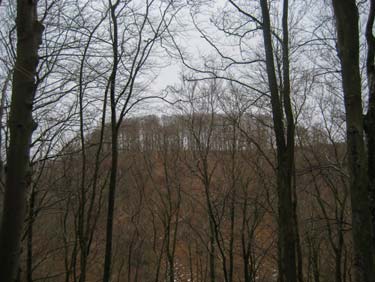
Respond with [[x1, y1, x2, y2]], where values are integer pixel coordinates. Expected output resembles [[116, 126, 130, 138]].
[[0, 0, 374, 282]]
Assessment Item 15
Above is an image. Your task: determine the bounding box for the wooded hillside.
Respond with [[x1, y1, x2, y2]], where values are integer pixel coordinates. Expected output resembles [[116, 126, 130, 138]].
[[0, 1, 374, 282]]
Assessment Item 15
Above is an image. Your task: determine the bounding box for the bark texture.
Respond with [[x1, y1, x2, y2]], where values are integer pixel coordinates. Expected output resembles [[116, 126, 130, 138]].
[[0, 1, 43, 282]]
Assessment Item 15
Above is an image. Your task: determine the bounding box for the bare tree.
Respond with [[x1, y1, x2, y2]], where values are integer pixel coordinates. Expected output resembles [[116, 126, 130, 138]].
[[331, 1, 375, 281], [102, 1, 181, 281], [0, 0, 44, 281], [258, 1, 297, 281]]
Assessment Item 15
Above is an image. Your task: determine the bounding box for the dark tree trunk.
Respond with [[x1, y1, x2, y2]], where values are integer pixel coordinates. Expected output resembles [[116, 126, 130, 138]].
[[26, 186, 36, 282], [331, 1, 375, 281], [364, 0, 375, 250], [102, 2, 120, 282], [209, 219, 216, 282], [259, 1, 297, 281], [0, 1, 43, 281]]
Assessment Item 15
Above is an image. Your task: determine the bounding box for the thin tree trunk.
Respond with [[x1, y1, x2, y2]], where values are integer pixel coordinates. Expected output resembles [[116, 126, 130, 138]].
[[189, 244, 194, 282], [209, 219, 216, 282], [102, 2, 120, 282], [0, 1, 44, 281], [293, 173, 304, 282], [0, 73, 10, 185], [312, 247, 320, 282]]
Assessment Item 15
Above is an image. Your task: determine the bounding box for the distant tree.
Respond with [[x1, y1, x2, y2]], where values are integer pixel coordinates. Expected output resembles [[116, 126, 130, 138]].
[[179, 80, 221, 282], [173, 1, 302, 280]]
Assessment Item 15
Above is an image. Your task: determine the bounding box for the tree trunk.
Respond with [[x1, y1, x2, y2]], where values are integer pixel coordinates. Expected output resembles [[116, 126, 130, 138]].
[[259, 1, 297, 281], [102, 2, 120, 282], [331, 1, 375, 281], [364, 0, 375, 249], [0, 1, 43, 281], [0, 73, 10, 185], [26, 186, 36, 282]]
